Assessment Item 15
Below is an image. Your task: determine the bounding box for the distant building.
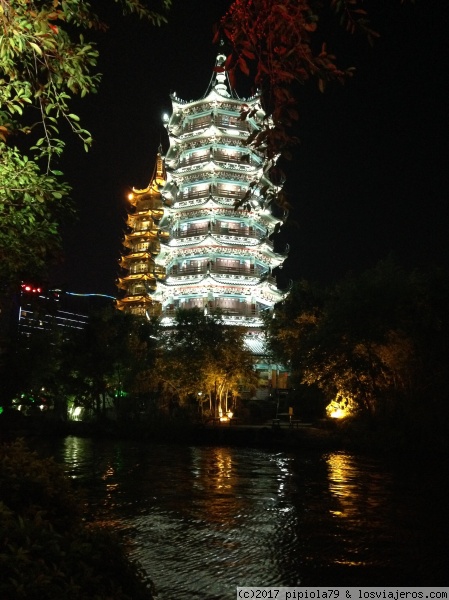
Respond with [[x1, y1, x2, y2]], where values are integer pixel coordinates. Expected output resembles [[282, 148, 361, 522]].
[[117, 49, 291, 398], [18, 285, 113, 338]]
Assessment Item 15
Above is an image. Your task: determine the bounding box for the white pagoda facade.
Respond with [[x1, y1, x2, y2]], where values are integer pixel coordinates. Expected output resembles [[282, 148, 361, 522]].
[[118, 51, 288, 343]]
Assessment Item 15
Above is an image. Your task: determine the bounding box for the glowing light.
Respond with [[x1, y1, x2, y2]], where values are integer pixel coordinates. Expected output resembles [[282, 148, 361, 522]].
[[21, 284, 42, 294], [326, 391, 357, 419], [330, 408, 345, 419]]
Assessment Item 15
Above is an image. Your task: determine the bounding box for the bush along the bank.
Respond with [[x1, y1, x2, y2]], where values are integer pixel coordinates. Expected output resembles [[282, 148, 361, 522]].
[[0, 439, 154, 600]]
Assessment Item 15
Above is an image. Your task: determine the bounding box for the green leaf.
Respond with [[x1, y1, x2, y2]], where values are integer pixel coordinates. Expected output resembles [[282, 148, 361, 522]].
[[29, 42, 43, 56]]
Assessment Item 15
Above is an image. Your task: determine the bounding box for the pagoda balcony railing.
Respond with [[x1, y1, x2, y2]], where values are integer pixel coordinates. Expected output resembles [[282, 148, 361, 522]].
[[211, 225, 262, 240], [162, 305, 263, 318], [170, 225, 264, 241], [217, 307, 262, 317], [182, 119, 211, 133], [179, 189, 210, 201], [127, 265, 166, 278], [128, 304, 162, 318], [179, 151, 259, 169], [180, 154, 210, 167], [212, 265, 264, 276], [132, 224, 158, 233], [215, 118, 250, 133], [182, 118, 250, 135], [168, 265, 207, 276], [171, 226, 209, 239], [167, 265, 265, 277], [216, 187, 246, 198], [214, 151, 259, 167], [175, 188, 248, 203]]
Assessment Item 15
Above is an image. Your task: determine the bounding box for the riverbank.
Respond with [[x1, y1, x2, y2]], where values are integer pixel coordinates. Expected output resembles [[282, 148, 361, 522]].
[[0, 411, 341, 450], [1, 409, 447, 456]]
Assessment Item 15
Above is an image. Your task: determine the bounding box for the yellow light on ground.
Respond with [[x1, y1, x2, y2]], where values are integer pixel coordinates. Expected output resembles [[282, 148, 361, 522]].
[[330, 408, 345, 419]]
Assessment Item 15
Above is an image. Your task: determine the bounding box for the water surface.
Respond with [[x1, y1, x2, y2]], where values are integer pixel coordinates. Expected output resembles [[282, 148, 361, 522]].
[[38, 437, 447, 599]]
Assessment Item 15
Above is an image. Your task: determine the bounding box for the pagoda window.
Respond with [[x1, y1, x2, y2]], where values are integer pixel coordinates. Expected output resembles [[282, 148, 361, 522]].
[[180, 297, 203, 309], [182, 149, 209, 166], [216, 297, 243, 314], [216, 113, 248, 132], [215, 148, 239, 162], [176, 220, 205, 238], [180, 259, 205, 274], [134, 241, 149, 252], [216, 183, 243, 199], [216, 258, 251, 274], [183, 114, 211, 133], [130, 263, 148, 274], [132, 283, 147, 295], [218, 220, 247, 234], [135, 219, 152, 232], [182, 185, 209, 200]]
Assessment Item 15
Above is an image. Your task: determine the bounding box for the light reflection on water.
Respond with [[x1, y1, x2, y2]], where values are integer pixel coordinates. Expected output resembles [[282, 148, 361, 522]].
[[37, 437, 447, 599]]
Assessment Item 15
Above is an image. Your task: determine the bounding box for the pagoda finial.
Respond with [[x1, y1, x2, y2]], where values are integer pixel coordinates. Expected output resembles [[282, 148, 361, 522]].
[[153, 149, 166, 188], [213, 45, 230, 98]]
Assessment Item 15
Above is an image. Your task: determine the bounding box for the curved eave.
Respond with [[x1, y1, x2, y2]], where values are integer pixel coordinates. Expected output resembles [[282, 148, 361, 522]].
[[155, 244, 285, 267], [124, 230, 159, 241], [119, 273, 157, 283], [120, 250, 153, 261], [170, 89, 256, 110], [117, 295, 154, 305]]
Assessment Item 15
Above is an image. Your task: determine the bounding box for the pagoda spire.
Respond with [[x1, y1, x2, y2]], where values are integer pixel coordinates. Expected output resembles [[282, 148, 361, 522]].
[[212, 45, 230, 98], [153, 144, 166, 188]]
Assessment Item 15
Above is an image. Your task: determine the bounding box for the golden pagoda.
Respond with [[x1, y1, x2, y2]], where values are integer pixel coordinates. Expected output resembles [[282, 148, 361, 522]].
[[116, 151, 167, 317]]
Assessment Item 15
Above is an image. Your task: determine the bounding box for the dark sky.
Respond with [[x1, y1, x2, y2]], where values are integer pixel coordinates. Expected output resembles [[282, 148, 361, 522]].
[[52, 0, 448, 296]]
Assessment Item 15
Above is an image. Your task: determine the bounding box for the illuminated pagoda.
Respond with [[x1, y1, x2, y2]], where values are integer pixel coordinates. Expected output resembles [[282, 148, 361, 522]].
[[159, 50, 286, 327], [116, 153, 167, 317], [118, 49, 288, 348]]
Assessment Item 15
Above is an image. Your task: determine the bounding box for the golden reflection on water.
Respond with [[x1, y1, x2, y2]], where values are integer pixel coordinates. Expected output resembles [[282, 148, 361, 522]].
[[326, 452, 389, 568], [191, 446, 235, 493], [214, 447, 233, 491], [327, 452, 357, 518], [189, 447, 295, 531], [327, 452, 384, 518]]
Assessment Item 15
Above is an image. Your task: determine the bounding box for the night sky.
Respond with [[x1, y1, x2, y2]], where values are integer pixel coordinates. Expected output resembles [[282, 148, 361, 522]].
[[51, 0, 448, 296]]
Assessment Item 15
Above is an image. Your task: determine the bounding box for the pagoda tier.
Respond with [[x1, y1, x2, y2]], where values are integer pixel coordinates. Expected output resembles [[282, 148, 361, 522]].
[[151, 50, 287, 327], [117, 152, 166, 317]]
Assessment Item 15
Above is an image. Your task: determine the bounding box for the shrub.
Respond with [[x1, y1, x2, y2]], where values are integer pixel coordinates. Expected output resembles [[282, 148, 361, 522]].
[[0, 440, 154, 600]]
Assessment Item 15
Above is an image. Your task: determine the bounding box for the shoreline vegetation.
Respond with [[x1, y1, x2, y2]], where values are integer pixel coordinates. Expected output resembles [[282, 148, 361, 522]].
[[0, 438, 156, 600]]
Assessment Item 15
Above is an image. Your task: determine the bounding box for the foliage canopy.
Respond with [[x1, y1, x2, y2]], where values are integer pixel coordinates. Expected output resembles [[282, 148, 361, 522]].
[[0, 0, 171, 286]]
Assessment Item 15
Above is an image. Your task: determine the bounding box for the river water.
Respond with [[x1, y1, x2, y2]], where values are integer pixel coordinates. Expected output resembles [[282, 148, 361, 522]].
[[35, 436, 447, 598]]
